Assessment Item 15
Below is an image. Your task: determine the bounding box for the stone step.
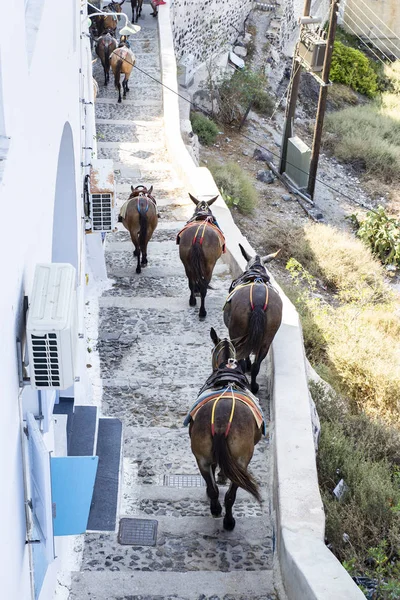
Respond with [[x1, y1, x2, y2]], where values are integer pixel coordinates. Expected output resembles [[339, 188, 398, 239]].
[[95, 102, 162, 121], [70, 570, 276, 600]]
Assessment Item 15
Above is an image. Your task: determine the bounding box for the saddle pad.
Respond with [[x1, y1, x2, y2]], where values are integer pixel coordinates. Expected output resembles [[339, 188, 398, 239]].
[[224, 281, 269, 309], [184, 386, 266, 435], [176, 221, 226, 253], [119, 198, 131, 220]]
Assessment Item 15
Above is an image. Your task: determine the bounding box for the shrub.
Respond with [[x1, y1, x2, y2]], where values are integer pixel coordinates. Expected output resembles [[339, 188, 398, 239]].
[[310, 382, 400, 583], [357, 206, 400, 267], [217, 68, 273, 124], [190, 111, 219, 146], [208, 161, 257, 215], [324, 97, 400, 182], [330, 41, 379, 98]]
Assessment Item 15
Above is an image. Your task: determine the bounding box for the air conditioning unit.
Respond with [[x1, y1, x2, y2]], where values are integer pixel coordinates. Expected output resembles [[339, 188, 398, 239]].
[[298, 30, 326, 72], [27, 264, 78, 390], [89, 159, 116, 232]]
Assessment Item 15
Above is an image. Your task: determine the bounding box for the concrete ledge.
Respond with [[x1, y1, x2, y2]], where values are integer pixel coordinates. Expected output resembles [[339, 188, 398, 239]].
[[157, 5, 364, 599]]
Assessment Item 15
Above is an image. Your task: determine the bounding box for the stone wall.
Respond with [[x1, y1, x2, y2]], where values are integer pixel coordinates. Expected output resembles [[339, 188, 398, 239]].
[[169, 0, 253, 63]]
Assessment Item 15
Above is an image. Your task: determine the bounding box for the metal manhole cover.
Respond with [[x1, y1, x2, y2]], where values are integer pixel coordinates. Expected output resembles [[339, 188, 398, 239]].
[[118, 518, 158, 546], [163, 474, 205, 488]]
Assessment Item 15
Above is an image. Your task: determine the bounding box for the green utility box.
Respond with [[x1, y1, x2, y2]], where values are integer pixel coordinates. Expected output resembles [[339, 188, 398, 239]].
[[286, 136, 311, 189]]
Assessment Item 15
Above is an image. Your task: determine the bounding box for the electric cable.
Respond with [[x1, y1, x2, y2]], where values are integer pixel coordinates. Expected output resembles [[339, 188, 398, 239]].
[[91, 24, 379, 211], [347, 2, 400, 57], [344, 5, 399, 60], [356, 0, 400, 45]]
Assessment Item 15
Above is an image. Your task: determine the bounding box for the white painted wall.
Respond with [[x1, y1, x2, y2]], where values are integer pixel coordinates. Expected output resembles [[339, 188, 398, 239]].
[[0, 1, 96, 598]]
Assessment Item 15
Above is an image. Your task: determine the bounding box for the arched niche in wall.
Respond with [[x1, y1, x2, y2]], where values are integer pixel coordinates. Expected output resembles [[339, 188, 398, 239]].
[[52, 122, 78, 272]]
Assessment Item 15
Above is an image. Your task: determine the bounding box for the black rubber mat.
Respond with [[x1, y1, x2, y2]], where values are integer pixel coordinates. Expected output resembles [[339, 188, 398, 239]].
[[69, 406, 97, 457], [87, 418, 122, 531]]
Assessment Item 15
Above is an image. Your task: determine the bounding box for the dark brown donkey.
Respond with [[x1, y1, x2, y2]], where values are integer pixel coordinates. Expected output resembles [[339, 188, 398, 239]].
[[186, 328, 264, 530], [95, 30, 117, 86], [223, 244, 283, 394], [131, 0, 143, 22], [118, 185, 158, 273], [177, 194, 225, 320], [89, 1, 125, 37]]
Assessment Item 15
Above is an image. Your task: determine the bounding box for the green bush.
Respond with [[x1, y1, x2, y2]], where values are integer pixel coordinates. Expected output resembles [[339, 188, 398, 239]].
[[330, 41, 379, 98], [208, 161, 257, 215], [357, 206, 400, 267], [190, 111, 219, 146]]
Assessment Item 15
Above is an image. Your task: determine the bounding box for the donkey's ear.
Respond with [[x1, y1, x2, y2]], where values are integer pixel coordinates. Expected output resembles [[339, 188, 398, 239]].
[[131, 185, 134, 192], [148, 185, 153, 195], [207, 195, 219, 207], [189, 193, 199, 205], [262, 249, 281, 263], [239, 243, 252, 262], [210, 327, 220, 346]]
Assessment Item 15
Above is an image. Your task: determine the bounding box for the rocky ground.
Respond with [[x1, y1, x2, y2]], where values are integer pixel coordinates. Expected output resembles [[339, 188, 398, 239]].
[[70, 5, 281, 600], [188, 6, 398, 286]]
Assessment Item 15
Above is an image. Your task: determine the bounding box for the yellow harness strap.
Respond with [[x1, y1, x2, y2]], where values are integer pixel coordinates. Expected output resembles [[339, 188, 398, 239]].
[[210, 386, 236, 437]]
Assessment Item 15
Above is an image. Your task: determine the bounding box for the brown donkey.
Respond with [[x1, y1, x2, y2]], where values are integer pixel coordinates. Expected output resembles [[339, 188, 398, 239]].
[[95, 30, 117, 86], [110, 42, 136, 103], [118, 185, 158, 273], [223, 244, 283, 394], [177, 194, 225, 320], [186, 328, 264, 530]]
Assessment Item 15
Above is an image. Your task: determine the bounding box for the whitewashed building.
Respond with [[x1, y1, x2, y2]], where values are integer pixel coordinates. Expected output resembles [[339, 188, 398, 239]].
[[0, 1, 105, 598]]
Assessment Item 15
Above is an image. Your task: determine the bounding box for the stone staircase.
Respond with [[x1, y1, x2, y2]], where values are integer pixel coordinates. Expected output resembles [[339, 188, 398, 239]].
[[70, 5, 277, 599]]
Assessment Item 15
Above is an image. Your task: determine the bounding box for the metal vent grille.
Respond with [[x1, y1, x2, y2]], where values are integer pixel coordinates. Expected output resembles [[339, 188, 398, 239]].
[[31, 333, 60, 387], [163, 474, 205, 488], [91, 193, 112, 231]]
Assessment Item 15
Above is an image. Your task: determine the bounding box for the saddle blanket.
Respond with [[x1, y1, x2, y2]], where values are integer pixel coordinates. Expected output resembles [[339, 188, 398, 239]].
[[119, 198, 131, 220], [184, 385, 266, 435], [176, 221, 226, 253]]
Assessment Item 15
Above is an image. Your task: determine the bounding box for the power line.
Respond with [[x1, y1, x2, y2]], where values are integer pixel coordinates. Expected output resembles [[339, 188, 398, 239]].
[[341, 18, 390, 66], [344, 5, 398, 60], [355, 0, 400, 46], [347, 2, 400, 57], [95, 39, 377, 213]]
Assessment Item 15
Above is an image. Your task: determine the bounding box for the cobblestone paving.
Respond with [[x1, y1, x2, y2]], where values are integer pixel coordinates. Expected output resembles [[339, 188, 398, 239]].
[[71, 5, 277, 599]]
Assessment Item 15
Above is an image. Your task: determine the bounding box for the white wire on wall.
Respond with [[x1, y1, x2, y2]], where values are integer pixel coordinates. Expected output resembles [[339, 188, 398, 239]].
[[345, 3, 400, 59]]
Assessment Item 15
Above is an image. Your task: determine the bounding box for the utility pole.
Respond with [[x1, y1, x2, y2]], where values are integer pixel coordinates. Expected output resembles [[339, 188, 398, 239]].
[[307, 0, 340, 197], [279, 0, 312, 175]]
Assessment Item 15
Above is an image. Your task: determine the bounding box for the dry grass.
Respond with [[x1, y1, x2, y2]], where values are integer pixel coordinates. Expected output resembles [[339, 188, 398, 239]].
[[324, 93, 400, 182], [277, 222, 400, 422], [328, 83, 359, 110]]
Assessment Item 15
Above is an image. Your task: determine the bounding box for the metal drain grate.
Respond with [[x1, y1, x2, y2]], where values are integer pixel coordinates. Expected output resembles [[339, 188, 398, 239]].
[[118, 518, 158, 546], [163, 474, 205, 488]]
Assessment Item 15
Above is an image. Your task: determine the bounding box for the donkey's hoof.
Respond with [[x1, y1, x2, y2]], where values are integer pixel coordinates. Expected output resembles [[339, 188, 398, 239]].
[[199, 310, 207, 321], [223, 516, 236, 530], [210, 502, 222, 518], [118, 99, 122, 103], [136, 266, 141, 274], [189, 297, 196, 307], [133, 249, 139, 257], [251, 383, 259, 394]]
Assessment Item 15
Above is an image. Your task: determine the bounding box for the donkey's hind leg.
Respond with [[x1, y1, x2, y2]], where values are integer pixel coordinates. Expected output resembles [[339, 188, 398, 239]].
[[197, 461, 221, 517], [189, 281, 196, 306], [199, 290, 207, 321], [223, 482, 238, 531]]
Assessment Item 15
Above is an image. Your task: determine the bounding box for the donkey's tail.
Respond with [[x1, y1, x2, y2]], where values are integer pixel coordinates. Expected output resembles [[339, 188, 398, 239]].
[[190, 243, 208, 296], [138, 207, 148, 247], [212, 433, 261, 502], [114, 59, 123, 90], [236, 304, 266, 359], [104, 44, 111, 75]]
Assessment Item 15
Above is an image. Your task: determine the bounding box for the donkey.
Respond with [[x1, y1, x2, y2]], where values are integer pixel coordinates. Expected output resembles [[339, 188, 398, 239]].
[[118, 185, 158, 274], [177, 194, 225, 320], [95, 30, 117, 86], [90, 1, 125, 37], [187, 328, 264, 530], [131, 0, 143, 23], [110, 41, 136, 103], [223, 244, 283, 394]]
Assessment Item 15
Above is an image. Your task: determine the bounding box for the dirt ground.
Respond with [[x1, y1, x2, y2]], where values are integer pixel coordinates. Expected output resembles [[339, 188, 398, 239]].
[[197, 8, 398, 284]]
